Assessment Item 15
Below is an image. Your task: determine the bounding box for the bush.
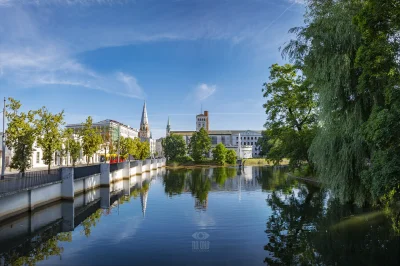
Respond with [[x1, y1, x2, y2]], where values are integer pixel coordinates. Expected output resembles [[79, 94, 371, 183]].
[[176, 155, 194, 163], [212, 143, 227, 165], [226, 149, 237, 164]]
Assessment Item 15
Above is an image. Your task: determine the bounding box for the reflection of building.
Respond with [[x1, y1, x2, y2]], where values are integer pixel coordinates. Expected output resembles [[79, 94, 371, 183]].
[[194, 197, 208, 211], [170, 111, 262, 158], [140, 190, 148, 217]]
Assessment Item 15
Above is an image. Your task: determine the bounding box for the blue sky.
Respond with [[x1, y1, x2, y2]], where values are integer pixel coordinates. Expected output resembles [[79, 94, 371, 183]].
[[0, 0, 305, 138]]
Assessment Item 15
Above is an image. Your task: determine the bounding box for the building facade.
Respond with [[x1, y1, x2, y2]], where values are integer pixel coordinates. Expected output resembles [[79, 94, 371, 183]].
[[169, 111, 262, 158]]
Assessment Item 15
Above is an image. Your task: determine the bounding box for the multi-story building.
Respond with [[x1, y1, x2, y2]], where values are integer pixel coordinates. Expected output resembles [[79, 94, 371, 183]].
[[169, 111, 263, 158], [156, 138, 164, 157]]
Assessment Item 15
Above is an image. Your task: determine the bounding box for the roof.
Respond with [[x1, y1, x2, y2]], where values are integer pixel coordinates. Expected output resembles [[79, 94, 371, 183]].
[[66, 119, 138, 132], [170, 130, 262, 136]]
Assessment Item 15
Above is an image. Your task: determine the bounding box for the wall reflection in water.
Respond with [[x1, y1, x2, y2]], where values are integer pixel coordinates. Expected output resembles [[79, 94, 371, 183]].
[[0, 168, 162, 266]]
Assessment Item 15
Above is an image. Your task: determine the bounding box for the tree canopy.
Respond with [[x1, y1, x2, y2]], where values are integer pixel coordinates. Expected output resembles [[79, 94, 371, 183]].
[[163, 134, 186, 161], [189, 128, 211, 162]]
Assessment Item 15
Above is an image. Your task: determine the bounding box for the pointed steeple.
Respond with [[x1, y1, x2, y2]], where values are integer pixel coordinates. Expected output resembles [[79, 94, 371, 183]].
[[166, 116, 171, 136], [140, 101, 149, 126], [139, 101, 150, 139]]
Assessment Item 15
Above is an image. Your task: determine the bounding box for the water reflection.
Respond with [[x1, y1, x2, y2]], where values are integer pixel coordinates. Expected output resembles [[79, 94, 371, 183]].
[[259, 167, 400, 265], [0, 167, 398, 266]]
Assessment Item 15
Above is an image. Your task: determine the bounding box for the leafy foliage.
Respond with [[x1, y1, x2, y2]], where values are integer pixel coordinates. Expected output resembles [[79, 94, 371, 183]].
[[136, 141, 150, 160], [212, 143, 227, 165], [162, 134, 187, 161], [226, 149, 237, 164], [189, 127, 211, 162], [35, 107, 64, 173], [261, 64, 317, 168], [5, 98, 37, 173], [282, 0, 400, 206], [80, 116, 103, 165]]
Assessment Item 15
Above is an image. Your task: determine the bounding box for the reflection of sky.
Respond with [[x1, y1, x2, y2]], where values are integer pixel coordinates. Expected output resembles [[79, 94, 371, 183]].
[[38, 169, 275, 265]]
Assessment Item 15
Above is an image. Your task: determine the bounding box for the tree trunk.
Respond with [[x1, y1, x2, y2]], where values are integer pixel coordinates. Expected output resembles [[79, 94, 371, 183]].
[[48, 164, 50, 174]]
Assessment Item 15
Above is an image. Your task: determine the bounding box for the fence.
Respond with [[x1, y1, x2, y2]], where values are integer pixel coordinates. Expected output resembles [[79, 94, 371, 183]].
[[110, 162, 125, 173], [74, 164, 101, 180], [0, 169, 61, 194]]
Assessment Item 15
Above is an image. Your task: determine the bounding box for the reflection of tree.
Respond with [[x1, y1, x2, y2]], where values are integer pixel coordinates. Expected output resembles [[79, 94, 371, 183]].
[[81, 209, 103, 237], [264, 184, 324, 265], [256, 167, 296, 193], [163, 169, 187, 196], [212, 168, 236, 186], [0, 224, 71, 266], [264, 181, 400, 265], [188, 169, 211, 203]]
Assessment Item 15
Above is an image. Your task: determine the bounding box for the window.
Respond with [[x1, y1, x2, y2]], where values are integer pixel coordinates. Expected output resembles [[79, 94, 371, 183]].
[[251, 137, 253, 140], [251, 142, 253, 145], [36, 152, 40, 163], [212, 136, 218, 145], [244, 142, 246, 145]]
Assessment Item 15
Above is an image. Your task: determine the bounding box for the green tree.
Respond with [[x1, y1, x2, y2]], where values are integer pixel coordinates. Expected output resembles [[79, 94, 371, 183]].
[[212, 143, 227, 165], [354, 0, 400, 205], [35, 107, 64, 173], [5, 98, 37, 174], [80, 116, 102, 165], [69, 138, 81, 166], [163, 134, 186, 161], [226, 149, 237, 164], [256, 130, 271, 157], [136, 141, 150, 160], [119, 137, 138, 159], [282, 0, 400, 206], [189, 127, 211, 162], [262, 63, 317, 168]]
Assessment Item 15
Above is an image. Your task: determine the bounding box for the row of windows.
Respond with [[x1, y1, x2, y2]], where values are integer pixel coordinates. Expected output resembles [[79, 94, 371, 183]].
[[197, 118, 207, 122], [236, 142, 259, 146], [238, 136, 260, 140]]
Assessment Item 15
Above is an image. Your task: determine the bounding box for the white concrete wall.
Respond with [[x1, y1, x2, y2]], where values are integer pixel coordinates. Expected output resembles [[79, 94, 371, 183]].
[[74, 173, 101, 195], [0, 191, 30, 220], [31, 183, 62, 209]]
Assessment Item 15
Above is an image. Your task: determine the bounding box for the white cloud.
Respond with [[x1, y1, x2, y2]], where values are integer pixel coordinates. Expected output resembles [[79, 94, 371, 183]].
[[116, 72, 145, 99], [194, 83, 216, 101]]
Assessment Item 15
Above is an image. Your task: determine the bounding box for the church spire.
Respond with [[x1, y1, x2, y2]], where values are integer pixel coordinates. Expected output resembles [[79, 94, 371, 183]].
[[139, 101, 150, 139], [166, 116, 171, 136], [140, 101, 149, 126]]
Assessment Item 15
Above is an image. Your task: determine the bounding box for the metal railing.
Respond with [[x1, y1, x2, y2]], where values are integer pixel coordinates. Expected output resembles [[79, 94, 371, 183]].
[[0, 169, 61, 194], [110, 162, 125, 172], [74, 164, 101, 179]]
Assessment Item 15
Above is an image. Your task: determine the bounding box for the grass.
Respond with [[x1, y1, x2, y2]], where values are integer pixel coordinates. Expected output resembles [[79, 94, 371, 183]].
[[242, 158, 289, 166]]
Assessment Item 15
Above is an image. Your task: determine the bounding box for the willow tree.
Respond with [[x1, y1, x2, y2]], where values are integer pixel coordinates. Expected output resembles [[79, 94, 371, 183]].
[[283, 0, 368, 205], [283, 0, 400, 205], [354, 0, 400, 206]]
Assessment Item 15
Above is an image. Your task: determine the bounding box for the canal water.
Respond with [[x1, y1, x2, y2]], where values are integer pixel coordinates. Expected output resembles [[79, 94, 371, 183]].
[[0, 167, 399, 265]]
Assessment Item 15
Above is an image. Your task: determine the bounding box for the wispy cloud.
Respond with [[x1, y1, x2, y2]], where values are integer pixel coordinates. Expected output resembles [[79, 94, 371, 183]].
[[193, 83, 217, 101]]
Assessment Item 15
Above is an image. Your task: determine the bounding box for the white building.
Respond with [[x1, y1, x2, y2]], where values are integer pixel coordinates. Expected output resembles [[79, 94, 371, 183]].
[[169, 111, 263, 158], [156, 138, 164, 157]]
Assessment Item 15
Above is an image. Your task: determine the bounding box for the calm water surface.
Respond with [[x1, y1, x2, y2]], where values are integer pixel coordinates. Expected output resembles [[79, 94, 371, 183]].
[[0, 167, 399, 266]]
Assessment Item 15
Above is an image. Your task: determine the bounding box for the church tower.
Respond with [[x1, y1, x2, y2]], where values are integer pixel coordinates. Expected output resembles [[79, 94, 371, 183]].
[[166, 116, 171, 136], [139, 101, 151, 139]]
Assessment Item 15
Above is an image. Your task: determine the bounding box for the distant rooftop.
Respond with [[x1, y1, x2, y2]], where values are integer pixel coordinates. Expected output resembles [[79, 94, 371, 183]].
[[66, 119, 138, 132]]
